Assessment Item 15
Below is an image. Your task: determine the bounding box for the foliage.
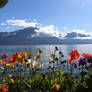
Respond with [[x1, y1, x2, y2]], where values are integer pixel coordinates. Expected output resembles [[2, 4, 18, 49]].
[[0, 0, 8, 8]]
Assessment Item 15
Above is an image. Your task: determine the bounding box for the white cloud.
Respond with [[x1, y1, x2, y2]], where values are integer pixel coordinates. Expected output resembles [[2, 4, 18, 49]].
[[5, 19, 60, 38], [72, 29, 90, 36], [69, 0, 92, 8], [6, 19, 38, 27], [35, 25, 60, 38], [74, 36, 92, 39], [60, 32, 67, 38], [33, 19, 37, 22], [72, 30, 85, 34], [1, 18, 92, 40], [36, 25, 54, 33], [64, 27, 67, 30], [0, 19, 61, 38], [0, 23, 6, 26], [70, 29, 92, 39]]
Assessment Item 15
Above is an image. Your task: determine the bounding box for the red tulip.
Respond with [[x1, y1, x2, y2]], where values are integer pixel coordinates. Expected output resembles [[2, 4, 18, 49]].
[[82, 53, 91, 58], [0, 85, 2, 91], [3, 84, 8, 92], [9, 57, 16, 63], [1, 54, 8, 59], [8, 53, 18, 64], [68, 49, 80, 64], [69, 60, 74, 64]]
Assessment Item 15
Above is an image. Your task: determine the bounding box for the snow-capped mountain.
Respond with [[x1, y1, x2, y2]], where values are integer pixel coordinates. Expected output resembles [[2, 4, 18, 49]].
[[63, 32, 92, 39], [0, 27, 92, 45]]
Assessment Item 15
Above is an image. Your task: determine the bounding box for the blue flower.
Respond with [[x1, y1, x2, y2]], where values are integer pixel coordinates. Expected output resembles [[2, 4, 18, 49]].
[[87, 57, 92, 63], [78, 58, 87, 66]]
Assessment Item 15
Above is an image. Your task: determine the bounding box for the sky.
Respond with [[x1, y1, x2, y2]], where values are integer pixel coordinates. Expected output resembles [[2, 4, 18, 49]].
[[0, 0, 92, 34]]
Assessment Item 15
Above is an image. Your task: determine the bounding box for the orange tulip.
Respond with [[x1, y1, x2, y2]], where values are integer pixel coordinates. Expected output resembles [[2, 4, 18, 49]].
[[53, 84, 61, 91], [34, 53, 42, 60], [0, 61, 7, 65]]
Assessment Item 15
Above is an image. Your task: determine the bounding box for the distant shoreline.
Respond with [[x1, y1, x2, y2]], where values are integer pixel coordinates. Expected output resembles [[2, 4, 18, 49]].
[[0, 43, 92, 46]]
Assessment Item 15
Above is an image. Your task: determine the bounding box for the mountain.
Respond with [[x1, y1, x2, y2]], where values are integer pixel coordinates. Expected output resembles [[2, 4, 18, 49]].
[[63, 32, 92, 39], [0, 27, 92, 45], [0, 27, 62, 45]]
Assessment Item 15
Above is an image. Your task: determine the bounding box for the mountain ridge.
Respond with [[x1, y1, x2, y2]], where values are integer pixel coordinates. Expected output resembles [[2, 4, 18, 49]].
[[0, 27, 92, 45]]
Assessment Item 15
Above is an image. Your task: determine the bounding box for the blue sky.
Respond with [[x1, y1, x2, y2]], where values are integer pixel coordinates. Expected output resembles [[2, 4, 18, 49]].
[[0, 0, 92, 33]]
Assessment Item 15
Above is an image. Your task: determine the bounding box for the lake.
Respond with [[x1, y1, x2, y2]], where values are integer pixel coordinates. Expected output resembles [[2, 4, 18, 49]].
[[0, 44, 92, 73], [0, 44, 92, 58]]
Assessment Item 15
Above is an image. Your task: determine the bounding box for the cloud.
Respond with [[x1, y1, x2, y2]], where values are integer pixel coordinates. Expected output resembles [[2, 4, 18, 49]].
[[1, 18, 92, 39], [5, 19, 60, 37], [70, 0, 92, 7], [0, 23, 6, 26], [64, 27, 67, 30], [35, 25, 60, 38], [0, 19, 60, 38], [71, 29, 90, 36], [70, 29, 92, 39], [34, 28, 92, 39], [33, 19, 37, 22], [6, 19, 38, 27], [72, 30, 85, 34], [26, 25, 60, 38]]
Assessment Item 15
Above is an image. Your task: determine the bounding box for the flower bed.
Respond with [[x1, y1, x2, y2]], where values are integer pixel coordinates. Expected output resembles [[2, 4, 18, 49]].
[[0, 47, 92, 92]]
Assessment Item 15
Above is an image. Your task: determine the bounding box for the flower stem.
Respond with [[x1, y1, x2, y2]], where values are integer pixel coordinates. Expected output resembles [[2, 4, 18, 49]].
[[70, 64, 73, 77]]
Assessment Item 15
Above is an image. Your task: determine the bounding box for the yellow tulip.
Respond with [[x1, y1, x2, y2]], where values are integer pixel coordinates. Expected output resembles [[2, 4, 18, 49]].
[[0, 60, 2, 62], [8, 74, 12, 79], [10, 78, 15, 83], [6, 63, 15, 68], [6, 63, 10, 66], [18, 58, 24, 65]]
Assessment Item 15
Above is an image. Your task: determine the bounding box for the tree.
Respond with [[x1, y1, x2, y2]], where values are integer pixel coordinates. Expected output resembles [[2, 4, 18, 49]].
[[0, 0, 8, 8]]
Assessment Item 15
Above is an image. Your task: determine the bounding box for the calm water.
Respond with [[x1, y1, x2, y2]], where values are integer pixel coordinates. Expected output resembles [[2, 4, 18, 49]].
[[0, 44, 92, 59], [0, 44, 92, 73]]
